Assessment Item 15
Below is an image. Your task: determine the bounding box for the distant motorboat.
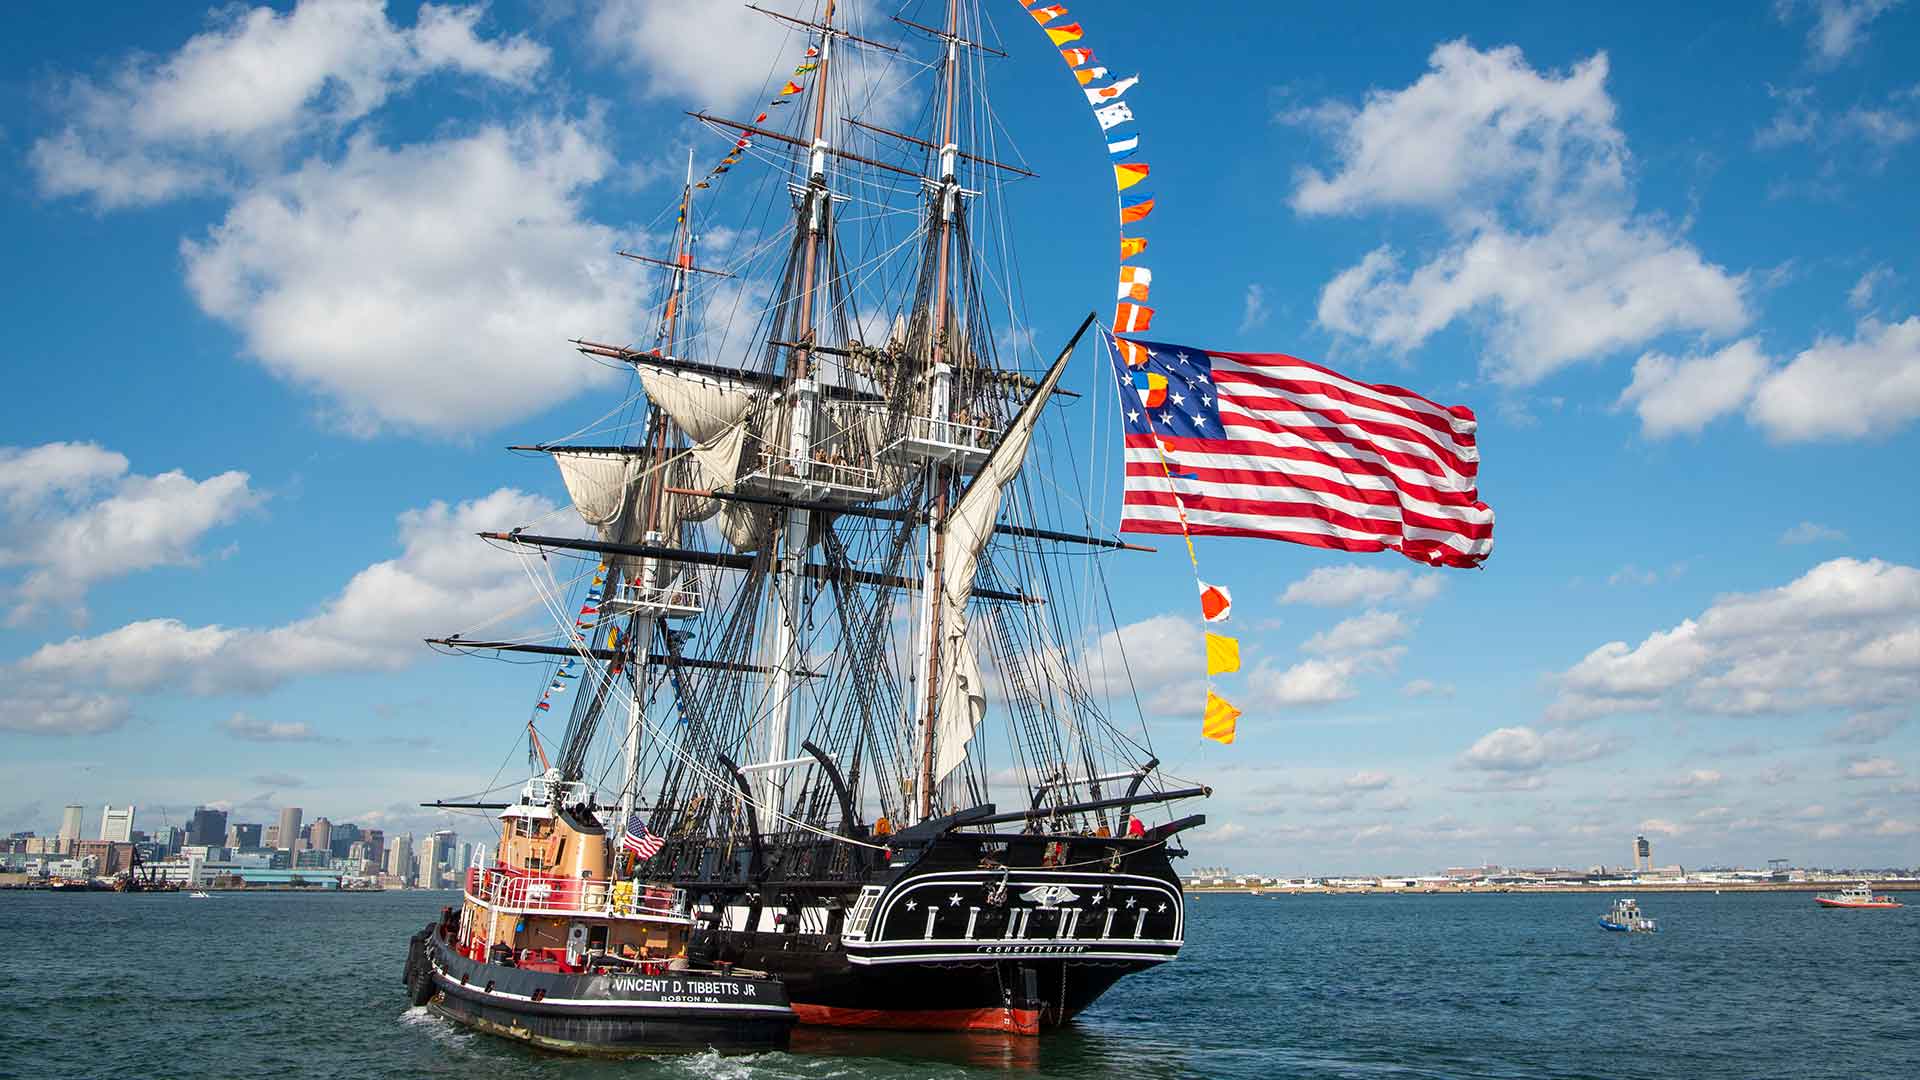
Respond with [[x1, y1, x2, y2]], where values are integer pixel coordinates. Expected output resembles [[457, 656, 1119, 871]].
[[1814, 883, 1903, 909], [1599, 897, 1656, 932], [188, 891, 213, 899]]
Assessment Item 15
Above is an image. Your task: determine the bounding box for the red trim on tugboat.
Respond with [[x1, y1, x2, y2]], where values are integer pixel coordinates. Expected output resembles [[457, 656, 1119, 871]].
[[792, 1003, 1043, 1035]]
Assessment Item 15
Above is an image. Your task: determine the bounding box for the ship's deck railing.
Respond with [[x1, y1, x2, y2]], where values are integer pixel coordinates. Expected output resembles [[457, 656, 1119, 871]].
[[520, 776, 588, 807], [880, 413, 1000, 470], [600, 579, 703, 620], [741, 449, 884, 502], [465, 866, 688, 923]]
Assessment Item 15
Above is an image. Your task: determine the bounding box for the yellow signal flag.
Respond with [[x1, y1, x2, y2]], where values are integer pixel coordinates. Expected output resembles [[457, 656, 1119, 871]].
[[1119, 236, 1148, 260], [1204, 632, 1240, 676], [1202, 690, 1240, 745], [1045, 22, 1084, 46], [1115, 162, 1150, 190]]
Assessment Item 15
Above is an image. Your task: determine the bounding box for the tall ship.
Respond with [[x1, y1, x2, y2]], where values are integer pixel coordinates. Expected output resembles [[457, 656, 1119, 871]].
[[421, 0, 1209, 1038]]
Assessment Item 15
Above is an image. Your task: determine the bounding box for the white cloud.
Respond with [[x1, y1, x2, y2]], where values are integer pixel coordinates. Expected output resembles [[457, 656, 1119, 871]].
[[1247, 649, 1401, 708], [1318, 219, 1750, 386], [31, 0, 547, 208], [1291, 40, 1748, 385], [1672, 768, 1724, 790], [1849, 266, 1894, 310], [1342, 771, 1394, 791], [1279, 564, 1443, 607], [1607, 565, 1660, 587], [0, 442, 129, 511], [1551, 558, 1920, 719], [1843, 756, 1906, 779], [1748, 316, 1920, 441], [1825, 712, 1905, 743], [1460, 725, 1618, 773], [1637, 817, 1685, 837], [589, 0, 790, 106], [1781, 0, 1905, 66], [18, 487, 561, 701], [1302, 611, 1412, 655], [1289, 42, 1623, 218], [0, 443, 261, 623], [1081, 614, 1205, 716], [1239, 284, 1270, 333], [0, 691, 131, 736], [224, 713, 335, 743], [182, 118, 642, 435], [1616, 338, 1771, 438], [1401, 678, 1455, 698], [1781, 521, 1848, 545]]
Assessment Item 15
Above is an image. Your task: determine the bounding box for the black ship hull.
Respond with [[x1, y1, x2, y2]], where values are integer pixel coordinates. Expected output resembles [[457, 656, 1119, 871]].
[[675, 811, 1195, 1034], [405, 921, 794, 1054]]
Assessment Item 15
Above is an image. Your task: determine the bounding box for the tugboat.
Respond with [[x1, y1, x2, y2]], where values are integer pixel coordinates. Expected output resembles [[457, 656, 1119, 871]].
[[1814, 883, 1904, 909], [402, 769, 794, 1053], [1599, 897, 1657, 932]]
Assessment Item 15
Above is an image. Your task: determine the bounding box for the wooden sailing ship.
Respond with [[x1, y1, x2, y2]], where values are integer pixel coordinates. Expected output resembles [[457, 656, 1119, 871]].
[[422, 0, 1208, 1038]]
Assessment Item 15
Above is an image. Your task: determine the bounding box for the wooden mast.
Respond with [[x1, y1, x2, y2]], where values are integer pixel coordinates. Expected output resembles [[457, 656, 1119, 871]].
[[916, 0, 963, 822]]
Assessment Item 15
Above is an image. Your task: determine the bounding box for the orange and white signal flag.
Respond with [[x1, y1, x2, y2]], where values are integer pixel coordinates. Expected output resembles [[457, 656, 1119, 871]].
[[1117, 265, 1151, 302], [1198, 581, 1232, 623], [1114, 337, 1152, 368], [1113, 302, 1154, 333]]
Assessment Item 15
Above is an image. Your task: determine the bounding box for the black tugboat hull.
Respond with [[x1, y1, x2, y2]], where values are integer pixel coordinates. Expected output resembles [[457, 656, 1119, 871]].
[[410, 923, 794, 1054]]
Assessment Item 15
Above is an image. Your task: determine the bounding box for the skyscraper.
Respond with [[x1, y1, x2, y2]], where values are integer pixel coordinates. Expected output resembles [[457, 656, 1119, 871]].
[[59, 805, 84, 853], [276, 807, 303, 853], [99, 806, 135, 843], [227, 822, 263, 850], [188, 807, 228, 847], [418, 833, 443, 889], [387, 832, 415, 884], [309, 817, 332, 858]]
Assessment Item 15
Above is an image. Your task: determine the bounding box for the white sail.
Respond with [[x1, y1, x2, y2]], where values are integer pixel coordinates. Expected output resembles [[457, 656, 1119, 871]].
[[929, 348, 1072, 782], [551, 450, 635, 530], [638, 366, 755, 444]]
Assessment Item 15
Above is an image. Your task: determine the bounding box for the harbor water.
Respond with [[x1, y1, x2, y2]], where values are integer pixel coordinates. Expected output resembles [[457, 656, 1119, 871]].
[[2, 889, 1909, 1079]]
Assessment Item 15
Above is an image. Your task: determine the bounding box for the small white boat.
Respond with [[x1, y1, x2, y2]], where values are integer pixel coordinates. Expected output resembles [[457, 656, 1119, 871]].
[[1599, 897, 1656, 932], [188, 891, 213, 899]]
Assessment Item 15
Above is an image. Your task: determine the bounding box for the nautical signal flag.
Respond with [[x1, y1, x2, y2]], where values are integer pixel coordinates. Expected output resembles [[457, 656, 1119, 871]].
[[1115, 163, 1149, 190], [1132, 369, 1168, 408], [536, 700, 551, 712], [1120, 197, 1155, 224], [1114, 337, 1152, 368], [779, 80, 805, 96], [1120, 236, 1147, 260], [1029, 3, 1067, 23], [1085, 75, 1139, 104], [1059, 47, 1093, 66], [1198, 581, 1232, 622], [1045, 22, 1084, 46], [1114, 301, 1154, 333], [1117, 265, 1152, 301], [1094, 101, 1134, 131], [1204, 633, 1240, 676], [1107, 134, 1139, 158], [1202, 691, 1240, 745], [1074, 66, 1109, 86]]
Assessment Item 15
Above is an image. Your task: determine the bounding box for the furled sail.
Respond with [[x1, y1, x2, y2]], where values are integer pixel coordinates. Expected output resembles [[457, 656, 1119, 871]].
[[930, 347, 1072, 782], [552, 450, 636, 531], [638, 366, 755, 444]]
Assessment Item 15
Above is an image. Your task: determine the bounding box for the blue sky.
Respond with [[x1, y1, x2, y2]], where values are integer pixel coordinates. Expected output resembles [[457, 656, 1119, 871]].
[[2, 0, 1916, 873]]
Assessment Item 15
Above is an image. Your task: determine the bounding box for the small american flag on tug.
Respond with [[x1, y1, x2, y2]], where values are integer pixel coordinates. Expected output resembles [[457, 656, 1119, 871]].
[[620, 814, 664, 860], [1108, 335, 1494, 568]]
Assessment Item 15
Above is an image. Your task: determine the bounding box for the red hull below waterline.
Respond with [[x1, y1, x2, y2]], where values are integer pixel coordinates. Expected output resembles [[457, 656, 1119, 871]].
[[793, 1003, 1044, 1035], [1815, 897, 1903, 909]]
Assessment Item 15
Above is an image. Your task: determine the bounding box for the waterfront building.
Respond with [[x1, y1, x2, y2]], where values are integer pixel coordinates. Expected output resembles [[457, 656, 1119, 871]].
[[417, 833, 443, 889], [309, 817, 332, 858], [99, 806, 135, 843], [277, 807, 303, 855], [188, 807, 228, 846], [58, 805, 84, 852], [73, 839, 133, 877], [363, 828, 384, 867], [228, 822, 263, 850], [294, 847, 331, 869]]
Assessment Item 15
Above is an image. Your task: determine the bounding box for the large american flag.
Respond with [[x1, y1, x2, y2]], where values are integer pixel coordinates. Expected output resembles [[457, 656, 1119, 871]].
[[1109, 335, 1493, 568], [620, 814, 664, 860]]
